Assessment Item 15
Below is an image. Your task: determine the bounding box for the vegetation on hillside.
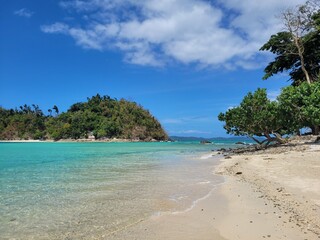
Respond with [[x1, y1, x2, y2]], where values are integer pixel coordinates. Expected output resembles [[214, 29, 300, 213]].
[[219, 0, 320, 147], [0, 94, 168, 141]]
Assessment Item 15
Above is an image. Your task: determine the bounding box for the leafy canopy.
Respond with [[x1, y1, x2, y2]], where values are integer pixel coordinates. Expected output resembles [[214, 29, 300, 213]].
[[0, 94, 168, 141], [260, 2, 320, 85], [219, 82, 320, 143], [278, 81, 320, 133], [218, 89, 286, 145]]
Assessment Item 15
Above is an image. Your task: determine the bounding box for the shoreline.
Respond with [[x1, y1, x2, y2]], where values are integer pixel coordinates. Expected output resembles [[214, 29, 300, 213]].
[[109, 137, 320, 239], [2, 137, 319, 239], [213, 137, 320, 239], [1, 141, 223, 239], [0, 139, 165, 143]]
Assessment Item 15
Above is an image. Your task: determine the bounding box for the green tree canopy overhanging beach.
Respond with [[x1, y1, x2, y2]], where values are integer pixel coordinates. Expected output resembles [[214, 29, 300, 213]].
[[219, 0, 320, 145]]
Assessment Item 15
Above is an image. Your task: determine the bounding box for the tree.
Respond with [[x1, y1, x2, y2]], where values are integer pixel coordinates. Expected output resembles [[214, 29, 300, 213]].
[[278, 81, 320, 135], [218, 89, 287, 147], [0, 94, 168, 141], [260, 1, 320, 85], [52, 105, 59, 115]]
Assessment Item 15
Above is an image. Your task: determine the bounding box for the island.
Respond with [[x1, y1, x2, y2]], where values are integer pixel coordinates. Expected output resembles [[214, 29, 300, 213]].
[[0, 94, 168, 142]]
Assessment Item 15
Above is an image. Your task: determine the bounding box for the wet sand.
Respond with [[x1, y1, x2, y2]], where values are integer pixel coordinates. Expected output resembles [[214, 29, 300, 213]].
[[109, 137, 320, 240]]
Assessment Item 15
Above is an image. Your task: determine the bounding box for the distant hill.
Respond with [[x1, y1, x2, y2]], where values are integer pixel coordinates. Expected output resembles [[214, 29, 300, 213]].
[[169, 136, 208, 141], [0, 94, 168, 141], [170, 136, 255, 143]]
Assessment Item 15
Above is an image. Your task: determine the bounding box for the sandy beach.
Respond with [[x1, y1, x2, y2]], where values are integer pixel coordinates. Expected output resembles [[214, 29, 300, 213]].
[[2, 138, 319, 239], [109, 137, 320, 240]]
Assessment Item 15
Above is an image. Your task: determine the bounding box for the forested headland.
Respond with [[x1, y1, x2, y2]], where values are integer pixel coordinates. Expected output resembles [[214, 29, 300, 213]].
[[0, 94, 168, 141], [219, 0, 320, 147]]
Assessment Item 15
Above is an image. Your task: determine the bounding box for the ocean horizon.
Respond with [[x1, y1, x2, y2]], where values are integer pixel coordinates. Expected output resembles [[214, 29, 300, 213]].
[[0, 140, 240, 239]]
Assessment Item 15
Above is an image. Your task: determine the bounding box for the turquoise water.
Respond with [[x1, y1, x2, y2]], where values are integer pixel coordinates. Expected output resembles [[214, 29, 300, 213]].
[[0, 141, 236, 239]]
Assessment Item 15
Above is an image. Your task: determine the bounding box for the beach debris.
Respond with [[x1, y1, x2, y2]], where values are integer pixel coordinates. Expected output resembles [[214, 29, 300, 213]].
[[225, 156, 232, 159], [276, 187, 284, 193], [235, 171, 242, 175]]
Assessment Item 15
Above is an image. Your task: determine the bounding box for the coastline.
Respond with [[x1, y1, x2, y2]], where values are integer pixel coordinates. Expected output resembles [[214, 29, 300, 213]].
[[2, 138, 319, 239], [0, 138, 161, 143], [1, 141, 222, 239], [213, 137, 320, 239], [109, 137, 320, 240]]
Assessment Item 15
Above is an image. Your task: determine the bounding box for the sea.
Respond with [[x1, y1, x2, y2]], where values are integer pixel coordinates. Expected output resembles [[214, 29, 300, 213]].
[[0, 140, 243, 239]]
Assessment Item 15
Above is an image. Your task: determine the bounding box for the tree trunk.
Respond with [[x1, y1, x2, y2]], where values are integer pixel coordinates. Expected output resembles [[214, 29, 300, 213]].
[[264, 132, 286, 145], [273, 132, 287, 144], [250, 136, 262, 145], [313, 125, 320, 135], [294, 37, 311, 84]]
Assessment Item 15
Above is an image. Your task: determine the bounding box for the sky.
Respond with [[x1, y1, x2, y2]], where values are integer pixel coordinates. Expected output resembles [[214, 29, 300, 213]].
[[0, 0, 306, 137]]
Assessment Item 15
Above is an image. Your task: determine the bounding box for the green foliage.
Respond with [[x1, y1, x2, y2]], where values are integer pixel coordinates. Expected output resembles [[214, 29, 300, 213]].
[[278, 81, 320, 134], [219, 83, 320, 143], [218, 89, 286, 146], [260, 7, 320, 85], [219, 2, 320, 142], [0, 94, 168, 141], [0, 105, 46, 140], [261, 30, 320, 84]]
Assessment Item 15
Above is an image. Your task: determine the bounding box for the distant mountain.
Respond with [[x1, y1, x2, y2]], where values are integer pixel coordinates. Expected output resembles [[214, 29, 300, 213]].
[[169, 136, 255, 143]]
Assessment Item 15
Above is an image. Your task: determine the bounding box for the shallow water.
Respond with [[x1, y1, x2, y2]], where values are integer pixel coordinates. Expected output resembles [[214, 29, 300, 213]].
[[0, 141, 235, 239]]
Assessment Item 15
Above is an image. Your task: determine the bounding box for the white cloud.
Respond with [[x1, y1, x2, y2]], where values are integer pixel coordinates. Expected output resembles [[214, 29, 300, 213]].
[[41, 23, 69, 33], [41, 0, 306, 68], [268, 90, 281, 101], [219, 0, 304, 42], [14, 8, 34, 18]]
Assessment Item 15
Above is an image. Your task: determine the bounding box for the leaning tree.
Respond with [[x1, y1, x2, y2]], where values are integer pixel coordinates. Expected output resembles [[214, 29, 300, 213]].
[[218, 89, 288, 147]]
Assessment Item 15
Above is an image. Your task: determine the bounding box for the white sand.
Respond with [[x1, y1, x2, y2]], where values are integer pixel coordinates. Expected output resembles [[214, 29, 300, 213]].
[[109, 138, 320, 240]]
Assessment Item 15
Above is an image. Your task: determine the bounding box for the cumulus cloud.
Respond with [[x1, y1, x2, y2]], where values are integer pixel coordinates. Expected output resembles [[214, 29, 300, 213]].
[[41, 0, 305, 68], [219, 0, 304, 42], [14, 8, 34, 18]]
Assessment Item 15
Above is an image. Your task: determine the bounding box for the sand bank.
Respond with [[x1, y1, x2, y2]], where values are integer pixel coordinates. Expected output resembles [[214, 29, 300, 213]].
[[214, 138, 320, 239], [109, 137, 320, 240]]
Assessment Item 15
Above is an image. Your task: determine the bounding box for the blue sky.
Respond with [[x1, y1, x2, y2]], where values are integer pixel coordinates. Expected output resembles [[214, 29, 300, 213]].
[[0, 0, 305, 137]]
